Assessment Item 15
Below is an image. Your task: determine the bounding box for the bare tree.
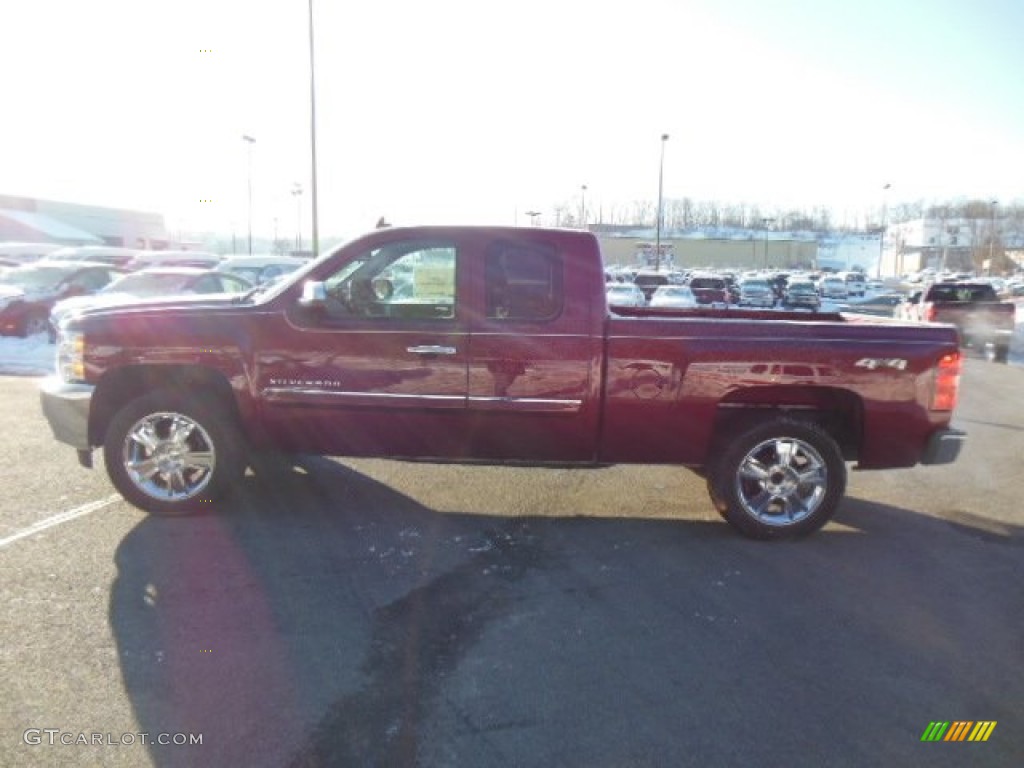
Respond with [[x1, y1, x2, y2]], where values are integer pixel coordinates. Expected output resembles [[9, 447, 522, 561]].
[[631, 200, 655, 227]]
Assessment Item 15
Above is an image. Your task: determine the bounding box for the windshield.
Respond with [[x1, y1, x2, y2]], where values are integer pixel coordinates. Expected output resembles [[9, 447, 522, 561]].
[[1, 265, 73, 291], [102, 272, 194, 295]]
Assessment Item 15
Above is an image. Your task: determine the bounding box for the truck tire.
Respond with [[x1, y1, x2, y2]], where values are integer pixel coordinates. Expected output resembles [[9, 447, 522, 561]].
[[709, 419, 846, 540], [103, 389, 246, 515]]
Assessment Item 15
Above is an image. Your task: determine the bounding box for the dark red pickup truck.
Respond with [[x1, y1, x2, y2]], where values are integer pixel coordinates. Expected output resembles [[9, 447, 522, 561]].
[[897, 281, 1015, 362], [40, 226, 966, 539]]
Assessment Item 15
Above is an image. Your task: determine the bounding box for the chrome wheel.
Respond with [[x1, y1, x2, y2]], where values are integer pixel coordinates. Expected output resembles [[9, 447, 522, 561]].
[[733, 437, 827, 526], [122, 412, 216, 501], [710, 418, 845, 538]]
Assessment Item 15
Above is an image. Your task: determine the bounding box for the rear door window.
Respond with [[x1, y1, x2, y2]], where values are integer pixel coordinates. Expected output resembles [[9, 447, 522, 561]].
[[485, 240, 563, 321]]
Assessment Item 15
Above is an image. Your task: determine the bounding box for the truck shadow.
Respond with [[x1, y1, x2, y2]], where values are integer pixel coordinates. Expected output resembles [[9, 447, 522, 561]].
[[109, 457, 1023, 768]]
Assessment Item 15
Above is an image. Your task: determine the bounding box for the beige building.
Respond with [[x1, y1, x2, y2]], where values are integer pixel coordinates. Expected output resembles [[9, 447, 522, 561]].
[[0, 194, 168, 249]]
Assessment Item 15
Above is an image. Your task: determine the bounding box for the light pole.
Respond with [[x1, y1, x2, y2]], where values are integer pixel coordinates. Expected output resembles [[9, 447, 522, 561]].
[[291, 183, 303, 251], [307, 0, 320, 258], [655, 133, 669, 271], [580, 185, 588, 230], [525, 210, 541, 226], [242, 134, 256, 255], [761, 217, 774, 269]]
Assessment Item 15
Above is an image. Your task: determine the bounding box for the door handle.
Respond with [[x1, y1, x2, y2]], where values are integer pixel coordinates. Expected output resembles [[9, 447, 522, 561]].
[[407, 345, 457, 355]]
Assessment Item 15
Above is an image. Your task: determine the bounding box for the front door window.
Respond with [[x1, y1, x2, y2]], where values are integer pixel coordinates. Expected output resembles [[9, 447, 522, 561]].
[[321, 241, 457, 322]]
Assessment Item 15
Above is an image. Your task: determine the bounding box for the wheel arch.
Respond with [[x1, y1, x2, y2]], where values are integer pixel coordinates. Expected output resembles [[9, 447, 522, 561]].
[[89, 365, 245, 447], [710, 385, 864, 462]]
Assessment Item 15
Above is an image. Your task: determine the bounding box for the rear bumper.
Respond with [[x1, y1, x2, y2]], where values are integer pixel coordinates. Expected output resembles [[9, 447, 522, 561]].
[[921, 428, 966, 465]]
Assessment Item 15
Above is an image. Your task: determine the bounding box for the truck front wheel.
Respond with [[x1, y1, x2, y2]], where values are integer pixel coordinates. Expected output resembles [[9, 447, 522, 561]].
[[709, 419, 846, 539], [103, 390, 246, 514]]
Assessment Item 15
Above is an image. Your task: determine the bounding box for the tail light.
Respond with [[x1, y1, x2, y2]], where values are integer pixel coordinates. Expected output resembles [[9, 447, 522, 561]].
[[924, 304, 937, 322], [931, 351, 962, 411]]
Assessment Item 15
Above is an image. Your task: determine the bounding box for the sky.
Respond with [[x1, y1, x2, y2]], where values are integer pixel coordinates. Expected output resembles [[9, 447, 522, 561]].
[[2, 0, 1022, 241]]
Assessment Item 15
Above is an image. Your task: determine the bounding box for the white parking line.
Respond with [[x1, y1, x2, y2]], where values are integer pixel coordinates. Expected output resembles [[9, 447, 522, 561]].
[[0, 494, 121, 549]]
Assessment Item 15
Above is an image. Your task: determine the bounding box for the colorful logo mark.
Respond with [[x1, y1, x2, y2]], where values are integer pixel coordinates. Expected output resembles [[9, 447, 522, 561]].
[[921, 721, 996, 742]]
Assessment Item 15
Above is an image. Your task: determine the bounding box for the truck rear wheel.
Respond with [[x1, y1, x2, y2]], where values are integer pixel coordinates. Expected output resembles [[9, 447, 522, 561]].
[[103, 390, 246, 514], [709, 419, 846, 539]]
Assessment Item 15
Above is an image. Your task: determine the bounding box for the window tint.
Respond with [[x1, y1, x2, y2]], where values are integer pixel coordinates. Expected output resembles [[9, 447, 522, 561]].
[[485, 240, 563, 321], [321, 240, 457, 321]]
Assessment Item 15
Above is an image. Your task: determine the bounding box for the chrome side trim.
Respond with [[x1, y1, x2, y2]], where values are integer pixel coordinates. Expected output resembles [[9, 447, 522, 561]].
[[262, 388, 466, 409], [407, 345, 457, 355], [467, 396, 583, 413]]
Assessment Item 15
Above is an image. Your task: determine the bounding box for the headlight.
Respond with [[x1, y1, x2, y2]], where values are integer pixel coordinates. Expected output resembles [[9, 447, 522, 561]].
[[57, 330, 85, 382]]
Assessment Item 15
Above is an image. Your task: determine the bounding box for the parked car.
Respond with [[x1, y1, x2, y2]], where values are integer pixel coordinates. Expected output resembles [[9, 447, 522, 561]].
[[838, 271, 867, 297], [121, 250, 223, 271], [687, 274, 730, 304], [0, 262, 124, 336], [648, 285, 698, 308], [606, 282, 646, 307], [738, 279, 776, 308], [43, 246, 141, 269], [48, 267, 254, 341], [819, 276, 848, 300], [783, 281, 821, 311]]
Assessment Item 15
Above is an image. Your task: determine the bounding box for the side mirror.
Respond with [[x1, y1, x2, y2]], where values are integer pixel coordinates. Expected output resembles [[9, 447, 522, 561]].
[[298, 280, 327, 308], [371, 277, 394, 301]]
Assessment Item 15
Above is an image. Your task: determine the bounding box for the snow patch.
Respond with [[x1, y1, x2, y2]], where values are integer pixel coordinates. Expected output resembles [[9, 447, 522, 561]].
[[0, 334, 54, 376]]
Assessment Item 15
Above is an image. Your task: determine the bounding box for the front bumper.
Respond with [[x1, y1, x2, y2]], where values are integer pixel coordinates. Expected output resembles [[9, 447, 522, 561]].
[[40, 377, 94, 452], [921, 428, 966, 465]]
